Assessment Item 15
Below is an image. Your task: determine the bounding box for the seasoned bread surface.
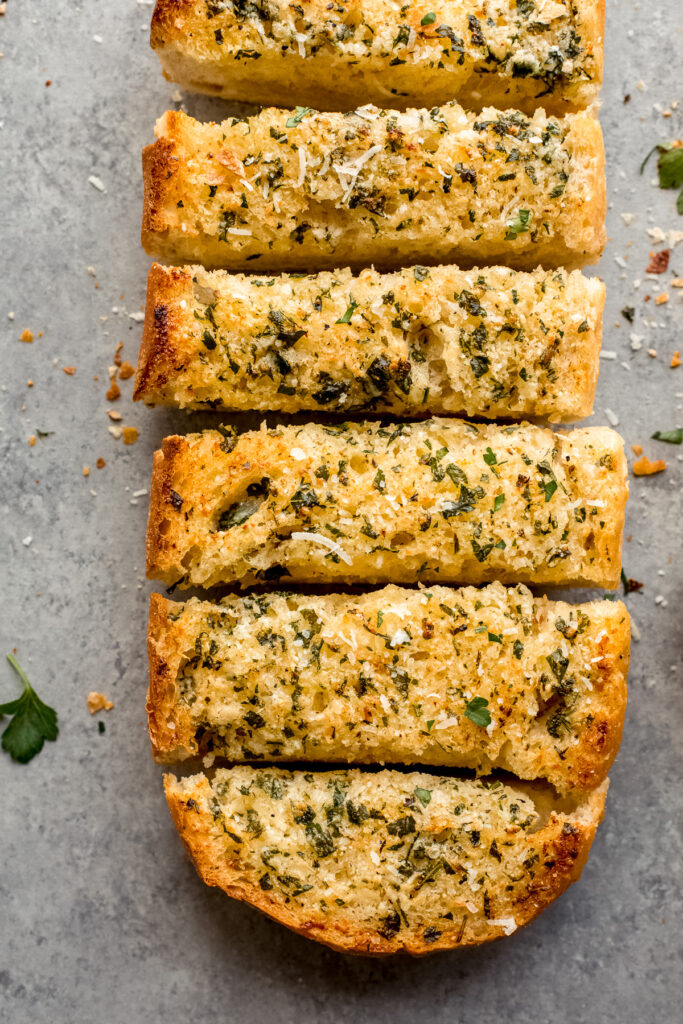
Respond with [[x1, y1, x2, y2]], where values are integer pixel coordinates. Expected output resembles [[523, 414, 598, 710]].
[[146, 420, 627, 589], [135, 263, 604, 422], [148, 584, 629, 795], [151, 0, 605, 116], [142, 106, 606, 272], [165, 766, 608, 954]]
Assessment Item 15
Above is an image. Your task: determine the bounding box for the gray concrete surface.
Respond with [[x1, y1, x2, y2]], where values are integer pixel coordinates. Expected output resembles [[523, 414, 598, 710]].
[[1, 1, 681, 1022]]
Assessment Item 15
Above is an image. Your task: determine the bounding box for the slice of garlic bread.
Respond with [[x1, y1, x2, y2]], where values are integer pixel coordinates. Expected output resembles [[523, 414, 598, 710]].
[[165, 766, 608, 954], [146, 419, 627, 590], [134, 262, 604, 422], [142, 106, 605, 272], [148, 584, 629, 795], [150, 0, 605, 116]]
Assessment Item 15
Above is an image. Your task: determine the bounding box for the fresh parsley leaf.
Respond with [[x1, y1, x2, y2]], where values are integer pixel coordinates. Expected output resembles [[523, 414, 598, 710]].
[[336, 299, 358, 324], [641, 143, 683, 212], [544, 479, 558, 502], [464, 696, 491, 728], [285, 106, 313, 128], [414, 786, 432, 806], [0, 655, 58, 763], [652, 428, 683, 444], [505, 209, 531, 240], [483, 447, 497, 466], [413, 265, 430, 281], [493, 493, 505, 512], [421, 12, 436, 25]]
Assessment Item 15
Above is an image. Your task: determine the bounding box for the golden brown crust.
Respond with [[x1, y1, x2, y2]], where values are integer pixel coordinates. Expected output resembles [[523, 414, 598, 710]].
[[150, 0, 604, 116], [145, 421, 627, 590], [148, 588, 629, 794], [146, 593, 196, 759], [134, 262, 605, 422], [164, 770, 608, 955], [140, 106, 606, 273]]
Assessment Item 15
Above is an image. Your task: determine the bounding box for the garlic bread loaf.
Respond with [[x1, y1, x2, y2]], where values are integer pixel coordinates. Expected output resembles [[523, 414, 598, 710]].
[[148, 584, 629, 795], [146, 419, 627, 589], [150, 0, 605, 116], [142, 106, 606, 272], [135, 262, 604, 422], [165, 766, 608, 954]]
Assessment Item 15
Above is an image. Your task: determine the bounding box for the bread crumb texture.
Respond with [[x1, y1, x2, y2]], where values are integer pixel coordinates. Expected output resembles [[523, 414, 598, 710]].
[[141, 105, 606, 272], [135, 262, 604, 422], [151, 0, 605, 115], [148, 583, 629, 795], [165, 766, 608, 954], [146, 419, 627, 589]]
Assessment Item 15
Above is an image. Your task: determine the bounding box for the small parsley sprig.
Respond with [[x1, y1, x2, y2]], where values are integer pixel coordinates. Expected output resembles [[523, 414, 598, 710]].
[[641, 142, 683, 214], [465, 696, 491, 728], [0, 655, 58, 763]]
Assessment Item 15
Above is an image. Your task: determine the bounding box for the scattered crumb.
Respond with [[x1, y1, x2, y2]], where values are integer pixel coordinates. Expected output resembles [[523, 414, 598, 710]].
[[22, 536, 32, 547], [633, 455, 666, 476], [108, 425, 123, 440], [20, 329, 34, 343], [108, 410, 122, 422], [671, 351, 681, 368], [63, 366, 77, 376], [87, 692, 114, 715], [96, 457, 107, 469], [122, 427, 139, 445], [646, 250, 670, 274], [672, 278, 683, 288], [27, 380, 33, 388], [83, 466, 90, 477], [655, 293, 669, 305], [632, 444, 643, 456], [29, 436, 37, 447], [88, 175, 106, 193], [106, 380, 121, 401], [118, 361, 135, 380], [647, 348, 657, 359], [114, 342, 124, 367]]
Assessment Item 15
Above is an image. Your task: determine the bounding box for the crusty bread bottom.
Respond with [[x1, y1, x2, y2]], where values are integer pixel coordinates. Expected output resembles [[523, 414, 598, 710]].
[[165, 767, 608, 956]]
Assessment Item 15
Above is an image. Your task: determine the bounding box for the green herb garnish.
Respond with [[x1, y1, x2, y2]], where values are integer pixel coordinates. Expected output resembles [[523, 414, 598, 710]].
[[285, 107, 313, 128], [652, 428, 683, 444], [641, 143, 683, 214], [0, 655, 58, 763], [464, 696, 491, 728]]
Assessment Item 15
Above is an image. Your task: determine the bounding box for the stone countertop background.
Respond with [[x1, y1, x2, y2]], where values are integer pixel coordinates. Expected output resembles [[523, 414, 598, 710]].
[[1, 2, 681, 1021]]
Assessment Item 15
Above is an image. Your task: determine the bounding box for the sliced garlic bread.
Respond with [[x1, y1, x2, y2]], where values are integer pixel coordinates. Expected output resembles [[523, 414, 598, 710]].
[[146, 420, 627, 589], [151, 0, 605, 116], [135, 263, 604, 422], [148, 584, 629, 795], [142, 106, 605, 272], [165, 766, 608, 954]]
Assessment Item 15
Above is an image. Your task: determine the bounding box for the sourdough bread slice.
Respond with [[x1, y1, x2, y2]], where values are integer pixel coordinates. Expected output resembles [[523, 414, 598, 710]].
[[148, 584, 629, 796], [165, 766, 608, 954], [151, 0, 605, 116], [142, 106, 605, 272], [146, 419, 627, 590], [134, 263, 604, 422]]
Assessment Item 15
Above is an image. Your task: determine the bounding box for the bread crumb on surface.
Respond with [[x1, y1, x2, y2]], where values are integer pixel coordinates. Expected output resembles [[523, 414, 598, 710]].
[[114, 341, 124, 367], [631, 444, 643, 456], [646, 250, 670, 274], [20, 329, 34, 343], [106, 380, 121, 401], [96, 457, 106, 469], [28, 435, 36, 447], [122, 427, 139, 445], [671, 351, 681, 368], [118, 361, 135, 380], [63, 366, 77, 375], [83, 466, 90, 477], [633, 455, 666, 476], [87, 692, 114, 714]]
